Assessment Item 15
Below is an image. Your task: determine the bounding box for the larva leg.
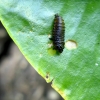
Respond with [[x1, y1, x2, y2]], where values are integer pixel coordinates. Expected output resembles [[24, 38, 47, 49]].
[[49, 37, 53, 40]]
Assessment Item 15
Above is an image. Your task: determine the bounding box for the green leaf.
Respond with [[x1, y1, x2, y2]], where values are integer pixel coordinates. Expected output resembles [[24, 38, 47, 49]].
[[0, 0, 100, 100]]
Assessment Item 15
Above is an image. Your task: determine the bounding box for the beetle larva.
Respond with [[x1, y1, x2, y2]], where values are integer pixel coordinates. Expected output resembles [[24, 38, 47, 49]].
[[50, 14, 65, 53]]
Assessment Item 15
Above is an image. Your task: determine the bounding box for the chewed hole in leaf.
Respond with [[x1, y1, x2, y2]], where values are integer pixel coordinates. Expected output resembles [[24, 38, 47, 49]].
[[65, 40, 77, 50]]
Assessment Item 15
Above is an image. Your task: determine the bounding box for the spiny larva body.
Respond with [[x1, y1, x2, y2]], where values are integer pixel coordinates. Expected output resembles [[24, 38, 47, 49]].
[[50, 14, 65, 53]]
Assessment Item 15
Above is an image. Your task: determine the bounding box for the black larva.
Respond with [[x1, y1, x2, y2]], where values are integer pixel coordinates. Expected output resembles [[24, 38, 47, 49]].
[[50, 14, 65, 53]]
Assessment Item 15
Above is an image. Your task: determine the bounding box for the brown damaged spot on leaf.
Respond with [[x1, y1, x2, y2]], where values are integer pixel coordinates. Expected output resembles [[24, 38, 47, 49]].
[[46, 73, 49, 79], [45, 73, 54, 85]]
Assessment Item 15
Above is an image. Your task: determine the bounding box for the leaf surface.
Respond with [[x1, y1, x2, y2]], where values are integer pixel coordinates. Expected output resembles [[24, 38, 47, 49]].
[[0, 0, 100, 100]]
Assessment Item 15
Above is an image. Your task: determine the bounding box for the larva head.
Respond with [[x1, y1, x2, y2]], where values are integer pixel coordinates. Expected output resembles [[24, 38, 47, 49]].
[[56, 45, 63, 53]]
